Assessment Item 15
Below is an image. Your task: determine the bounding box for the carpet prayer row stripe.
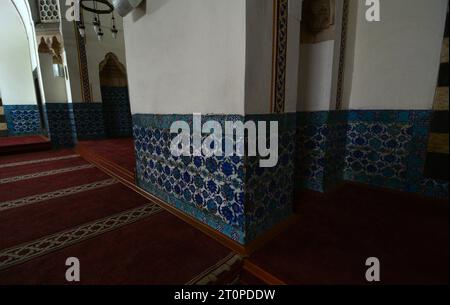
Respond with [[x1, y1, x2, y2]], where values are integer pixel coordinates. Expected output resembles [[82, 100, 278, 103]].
[[0, 154, 79, 169], [0, 164, 95, 184], [0, 179, 118, 212], [0, 204, 163, 271]]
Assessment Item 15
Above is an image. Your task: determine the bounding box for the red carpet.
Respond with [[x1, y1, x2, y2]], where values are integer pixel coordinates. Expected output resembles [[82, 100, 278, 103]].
[[6, 140, 444, 284], [0, 211, 235, 285], [0, 184, 157, 250], [0, 149, 75, 165], [74, 139, 449, 285], [0, 162, 109, 202], [0, 136, 51, 156], [0, 148, 241, 284], [246, 184, 449, 285], [79, 138, 136, 173], [0, 156, 88, 180]]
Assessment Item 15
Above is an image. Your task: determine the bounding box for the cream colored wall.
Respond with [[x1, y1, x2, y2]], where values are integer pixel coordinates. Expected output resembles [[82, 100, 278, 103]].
[[123, 0, 247, 115], [0, 1, 37, 105], [84, 12, 127, 102], [297, 0, 342, 112], [245, 0, 274, 114], [298, 40, 336, 111], [123, 0, 302, 115], [59, 0, 127, 103], [39, 53, 68, 103], [342, 0, 448, 110]]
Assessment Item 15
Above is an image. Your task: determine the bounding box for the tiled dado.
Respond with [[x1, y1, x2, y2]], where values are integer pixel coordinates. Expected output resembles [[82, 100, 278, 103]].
[[0, 101, 7, 137], [46, 98, 132, 145], [132, 114, 297, 244], [3, 105, 42, 136], [45, 103, 77, 147], [245, 114, 297, 242], [101, 87, 133, 138], [72, 103, 106, 140], [296, 111, 348, 192], [297, 110, 448, 199]]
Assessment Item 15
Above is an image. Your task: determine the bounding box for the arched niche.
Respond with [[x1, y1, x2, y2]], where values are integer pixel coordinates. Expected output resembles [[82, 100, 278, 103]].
[[99, 52, 132, 138], [99, 52, 128, 87]]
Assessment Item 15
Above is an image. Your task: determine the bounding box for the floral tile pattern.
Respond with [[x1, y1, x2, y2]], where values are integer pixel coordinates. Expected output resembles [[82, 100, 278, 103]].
[[296, 110, 448, 199], [132, 109, 447, 245], [3, 105, 42, 136], [45, 103, 77, 147], [245, 114, 297, 241], [72, 103, 106, 140], [101, 87, 133, 138], [133, 113, 297, 244], [133, 114, 246, 243], [344, 121, 413, 189]]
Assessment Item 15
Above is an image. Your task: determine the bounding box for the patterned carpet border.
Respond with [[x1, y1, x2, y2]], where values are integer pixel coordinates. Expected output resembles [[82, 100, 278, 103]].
[[0, 155, 79, 169], [0, 204, 163, 271], [0, 179, 118, 212], [0, 164, 95, 184]]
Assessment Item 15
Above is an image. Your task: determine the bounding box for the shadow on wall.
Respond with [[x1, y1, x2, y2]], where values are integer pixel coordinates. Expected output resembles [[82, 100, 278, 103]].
[[130, 0, 173, 22]]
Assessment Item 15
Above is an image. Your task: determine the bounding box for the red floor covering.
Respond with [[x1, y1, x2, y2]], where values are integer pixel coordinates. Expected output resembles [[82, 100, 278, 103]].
[[0, 136, 51, 155], [247, 185, 449, 284], [0, 163, 109, 202], [77, 137, 449, 284], [0, 148, 75, 165], [0, 156, 88, 179], [0, 212, 233, 285], [0, 135, 49, 147], [79, 138, 136, 173], [0, 149, 239, 284], [0, 184, 150, 249]]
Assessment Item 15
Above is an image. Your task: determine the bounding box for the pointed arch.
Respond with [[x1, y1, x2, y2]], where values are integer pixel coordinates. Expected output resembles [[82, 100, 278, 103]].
[[99, 52, 128, 87]]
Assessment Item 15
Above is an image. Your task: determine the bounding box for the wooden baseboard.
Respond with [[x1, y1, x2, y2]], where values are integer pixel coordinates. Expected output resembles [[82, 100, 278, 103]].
[[76, 142, 299, 258], [76, 143, 249, 255], [242, 260, 286, 285], [244, 214, 300, 255]]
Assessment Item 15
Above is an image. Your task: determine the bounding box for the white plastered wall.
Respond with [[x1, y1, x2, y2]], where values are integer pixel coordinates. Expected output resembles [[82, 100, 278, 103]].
[[0, 1, 37, 105], [59, 0, 127, 103], [342, 0, 448, 110], [123, 0, 247, 115], [39, 53, 68, 103]]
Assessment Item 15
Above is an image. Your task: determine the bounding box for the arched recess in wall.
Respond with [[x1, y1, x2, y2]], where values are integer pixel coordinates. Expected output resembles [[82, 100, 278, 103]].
[[99, 52, 132, 138]]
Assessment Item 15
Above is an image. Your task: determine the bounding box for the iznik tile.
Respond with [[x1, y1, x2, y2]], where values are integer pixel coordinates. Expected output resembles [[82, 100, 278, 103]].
[[72, 103, 106, 140], [133, 113, 297, 244], [45, 103, 77, 147], [101, 87, 133, 138], [295, 110, 447, 199], [3, 105, 42, 136]]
